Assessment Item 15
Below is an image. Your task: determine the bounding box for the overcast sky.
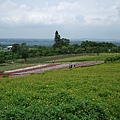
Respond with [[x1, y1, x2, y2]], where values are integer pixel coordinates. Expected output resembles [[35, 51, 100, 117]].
[[0, 0, 120, 40]]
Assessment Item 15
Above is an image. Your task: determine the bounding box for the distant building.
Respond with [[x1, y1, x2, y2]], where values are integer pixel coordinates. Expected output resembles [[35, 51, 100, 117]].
[[4, 46, 12, 51]]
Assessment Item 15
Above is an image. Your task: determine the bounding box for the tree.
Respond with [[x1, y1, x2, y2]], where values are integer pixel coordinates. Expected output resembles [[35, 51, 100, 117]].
[[11, 44, 20, 54], [11, 43, 29, 61], [61, 38, 70, 47], [4, 51, 13, 61], [53, 31, 61, 48], [20, 43, 29, 61], [11, 44, 21, 59], [55, 31, 61, 42], [53, 31, 70, 49], [80, 41, 88, 52]]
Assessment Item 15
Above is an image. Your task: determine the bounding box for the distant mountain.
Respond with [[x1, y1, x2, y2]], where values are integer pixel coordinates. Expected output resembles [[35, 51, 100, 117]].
[[0, 38, 120, 46]]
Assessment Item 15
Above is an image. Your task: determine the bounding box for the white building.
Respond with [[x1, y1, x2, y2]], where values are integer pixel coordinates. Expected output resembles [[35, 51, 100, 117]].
[[4, 46, 12, 51]]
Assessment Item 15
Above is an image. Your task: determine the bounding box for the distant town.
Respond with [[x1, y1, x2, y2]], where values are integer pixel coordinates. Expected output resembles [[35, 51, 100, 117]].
[[0, 38, 120, 47]]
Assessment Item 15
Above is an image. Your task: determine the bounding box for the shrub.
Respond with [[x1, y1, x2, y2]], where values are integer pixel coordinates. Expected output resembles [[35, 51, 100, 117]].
[[104, 55, 120, 63]]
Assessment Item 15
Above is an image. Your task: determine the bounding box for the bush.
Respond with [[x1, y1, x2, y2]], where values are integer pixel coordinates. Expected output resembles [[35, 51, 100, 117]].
[[16, 59, 25, 64], [104, 55, 120, 63], [0, 59, 5, 64]]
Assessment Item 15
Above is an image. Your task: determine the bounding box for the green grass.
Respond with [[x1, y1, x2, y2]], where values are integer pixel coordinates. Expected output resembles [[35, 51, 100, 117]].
[[56, 53, 120, 63], [0, 62, 120, 119]]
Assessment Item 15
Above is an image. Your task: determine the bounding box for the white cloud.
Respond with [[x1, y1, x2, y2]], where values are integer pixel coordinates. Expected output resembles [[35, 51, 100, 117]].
[[0, 0, 120, 39], [0, 0, 120, 26], [0, 0, 17, 11], [116, 0, 120, 16]]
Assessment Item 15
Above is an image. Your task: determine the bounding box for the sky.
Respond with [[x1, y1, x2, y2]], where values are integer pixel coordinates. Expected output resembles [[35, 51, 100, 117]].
[[0, 0, 120, 40]]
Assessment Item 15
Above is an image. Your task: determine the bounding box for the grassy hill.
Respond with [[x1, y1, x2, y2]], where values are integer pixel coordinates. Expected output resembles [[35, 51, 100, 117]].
[[0, 61, 120, 119]]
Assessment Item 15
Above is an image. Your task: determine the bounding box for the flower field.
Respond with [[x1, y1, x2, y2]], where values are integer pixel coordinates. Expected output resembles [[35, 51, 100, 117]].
[[0, 62, 120, 119], [2, 61, 103, 78]]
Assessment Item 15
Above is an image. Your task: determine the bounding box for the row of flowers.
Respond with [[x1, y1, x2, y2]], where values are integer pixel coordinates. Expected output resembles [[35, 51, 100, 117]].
[[2, 62, 104, 78], [4, 63, 60, 74]]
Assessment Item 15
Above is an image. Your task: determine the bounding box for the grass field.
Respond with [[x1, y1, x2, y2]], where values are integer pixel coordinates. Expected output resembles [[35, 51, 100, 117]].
[[0, 61, 120, 119], [56, 53, 120, 63]]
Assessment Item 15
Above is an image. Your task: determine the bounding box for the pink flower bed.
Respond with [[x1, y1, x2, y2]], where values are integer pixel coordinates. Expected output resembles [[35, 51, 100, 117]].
[[4, 63, 60, 74], [75, 62, 103, 68], [2, 62, 103, 78]]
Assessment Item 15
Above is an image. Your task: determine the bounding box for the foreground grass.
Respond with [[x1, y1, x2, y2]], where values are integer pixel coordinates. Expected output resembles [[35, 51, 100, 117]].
[[0, 62, 120, 119]]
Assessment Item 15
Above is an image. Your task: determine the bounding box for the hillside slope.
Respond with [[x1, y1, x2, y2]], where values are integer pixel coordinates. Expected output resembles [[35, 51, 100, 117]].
[[0, 62, 120, 119]]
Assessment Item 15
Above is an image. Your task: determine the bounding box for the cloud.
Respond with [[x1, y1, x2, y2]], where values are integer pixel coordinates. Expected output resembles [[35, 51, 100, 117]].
[[0, 0, 120, 27], [116, 0, 120, 16]]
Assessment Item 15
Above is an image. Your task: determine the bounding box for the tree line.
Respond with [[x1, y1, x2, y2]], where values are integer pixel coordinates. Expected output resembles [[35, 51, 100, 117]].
[[0, 31, 120, 64]]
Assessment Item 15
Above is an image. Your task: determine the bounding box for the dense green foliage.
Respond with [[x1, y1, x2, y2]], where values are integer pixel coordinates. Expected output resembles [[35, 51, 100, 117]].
[[0, 51, 13, 64], [0, 62, 120, 119], [104, 55, 120, 63], [0, 31, 119, 64], [80, 40, 118, 54], [0, 43, 29, 64], [30, 40, 119, 56], [0, 40, 119, 64], [53, 31, 70, 49], [11, 43, 29, 61]]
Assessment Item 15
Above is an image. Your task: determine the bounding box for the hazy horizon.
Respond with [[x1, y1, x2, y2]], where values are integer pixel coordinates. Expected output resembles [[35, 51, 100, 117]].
[[0, 37, 119, 41]]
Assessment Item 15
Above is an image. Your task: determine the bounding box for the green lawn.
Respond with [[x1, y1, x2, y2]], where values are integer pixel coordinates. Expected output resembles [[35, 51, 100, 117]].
[[0, 62, 120, 119], [56, 53, 120, 63]]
